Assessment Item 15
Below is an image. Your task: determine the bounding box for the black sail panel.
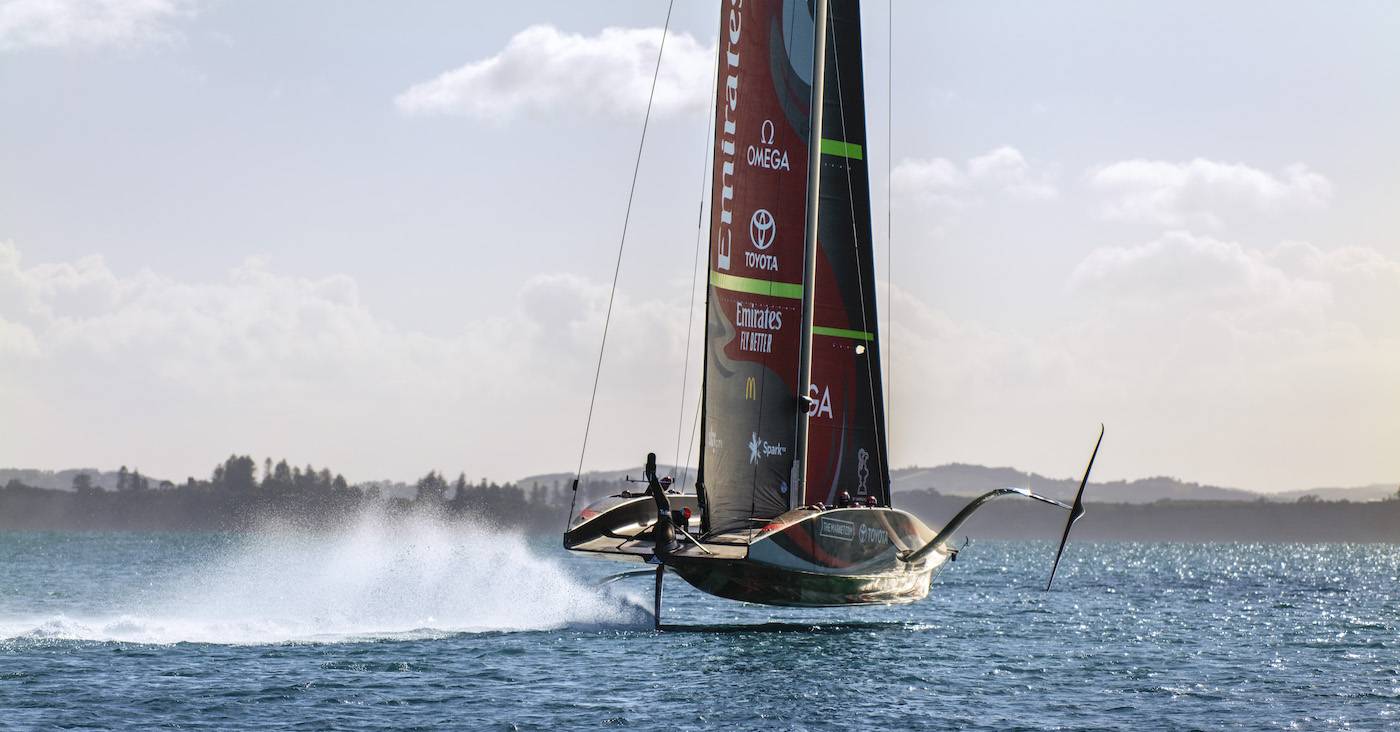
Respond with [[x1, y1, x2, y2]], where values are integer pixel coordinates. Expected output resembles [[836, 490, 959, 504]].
[[700, 0, 817, 535], [803, 0, 891, 508]]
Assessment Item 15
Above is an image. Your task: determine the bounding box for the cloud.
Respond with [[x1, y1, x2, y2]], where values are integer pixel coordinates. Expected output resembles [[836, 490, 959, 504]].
[[1089, 158, 1333, 228], [885, 283, 1074, 404], [880, 228, 1400, 491], [0, 316, 39, 358], [943, 231, 1400, 491], [889, 157, 965, 209], [0, 242, 440, 396], [1067, 231, 1400, 418], [1069, 231, 1332, 320], [0, 0, 194, 51], [966, 146, 1059, 201], [4, 231, 1396, 492], [1070, 231, 1400, 327], [395, 25, 712, 122], [0, 241, 705, 482], [891, 146, 1057, 209]]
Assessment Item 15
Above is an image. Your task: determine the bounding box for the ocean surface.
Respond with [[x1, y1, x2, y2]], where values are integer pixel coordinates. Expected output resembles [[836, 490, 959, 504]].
[[1, 514, 1397, 730]]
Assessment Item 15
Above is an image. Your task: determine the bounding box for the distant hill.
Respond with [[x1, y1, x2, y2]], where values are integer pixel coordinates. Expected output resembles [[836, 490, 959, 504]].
[[890, 464, 1260, 503], [521, 463, 1395, 504]]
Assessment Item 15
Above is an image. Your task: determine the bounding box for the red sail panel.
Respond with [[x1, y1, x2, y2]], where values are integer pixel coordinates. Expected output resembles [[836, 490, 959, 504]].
[[803, 0, 891, 508], [700, 0, 816, 534]]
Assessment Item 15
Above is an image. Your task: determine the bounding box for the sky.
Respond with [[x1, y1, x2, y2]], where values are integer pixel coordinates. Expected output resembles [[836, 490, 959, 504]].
[[1, 0, 1397, 492]]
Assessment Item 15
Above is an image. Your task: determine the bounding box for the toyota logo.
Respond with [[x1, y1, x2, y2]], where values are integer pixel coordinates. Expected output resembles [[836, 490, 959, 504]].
[[749, 208, 776, 250]]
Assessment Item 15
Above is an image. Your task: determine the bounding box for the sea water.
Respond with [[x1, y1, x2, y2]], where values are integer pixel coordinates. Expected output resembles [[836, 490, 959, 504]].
[[1, 513, 1396, 730]]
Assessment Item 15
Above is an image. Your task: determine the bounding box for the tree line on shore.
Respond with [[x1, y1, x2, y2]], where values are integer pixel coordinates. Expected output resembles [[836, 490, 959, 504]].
[[2, 456, 1398, 541], [0, 454, 596, 533]]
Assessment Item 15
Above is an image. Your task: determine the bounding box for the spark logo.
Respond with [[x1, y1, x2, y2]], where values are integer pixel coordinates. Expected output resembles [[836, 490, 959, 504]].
[[747, 432, 787, 464]]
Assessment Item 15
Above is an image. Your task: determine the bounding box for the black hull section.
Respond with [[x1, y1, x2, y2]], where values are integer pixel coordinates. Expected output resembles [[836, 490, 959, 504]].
[[668, 555, 937, 607], [565, 493, 951, 607], [669, 507, 946, 606]]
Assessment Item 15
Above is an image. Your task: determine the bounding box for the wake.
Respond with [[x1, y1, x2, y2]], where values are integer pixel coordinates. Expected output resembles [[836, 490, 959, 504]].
[[0, 511, 649, 644]]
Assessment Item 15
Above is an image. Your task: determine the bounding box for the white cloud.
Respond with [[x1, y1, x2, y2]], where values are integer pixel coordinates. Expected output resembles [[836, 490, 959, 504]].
[[0, 316, 39, 358], [891, 146, 1057, 209], [890, 157, 965, 209], [1070, 231, 1333, 320], [3, 230, 1395, 492], [885, 283, 1074, 405], [1089, 158, 1333, 228], [1070, 231, 1400, 329], [1067, 231, 1400, 427], [395, 25, 712, 122], [0, 241, 704, 482], [0, 0, 193, 51], [885, 230, 1400, 491], [966, 146, 1059, 201]]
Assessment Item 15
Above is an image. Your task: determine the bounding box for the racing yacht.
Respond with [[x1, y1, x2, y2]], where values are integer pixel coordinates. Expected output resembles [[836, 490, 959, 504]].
[[564, 0, 1102, 626]]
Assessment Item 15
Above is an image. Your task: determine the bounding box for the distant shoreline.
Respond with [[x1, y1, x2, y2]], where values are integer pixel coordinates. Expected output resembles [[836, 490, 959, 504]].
[[4, 479, 1398, 543], [897, 491, 1400, 544], [9, 463, 1397, 504]]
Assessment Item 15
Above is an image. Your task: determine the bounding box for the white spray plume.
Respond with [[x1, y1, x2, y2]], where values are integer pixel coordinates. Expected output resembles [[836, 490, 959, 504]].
[[1, 510, 647, 644]]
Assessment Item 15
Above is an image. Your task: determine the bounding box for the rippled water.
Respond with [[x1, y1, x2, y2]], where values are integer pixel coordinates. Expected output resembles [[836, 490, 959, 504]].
[[1, 516, 1397, 730]]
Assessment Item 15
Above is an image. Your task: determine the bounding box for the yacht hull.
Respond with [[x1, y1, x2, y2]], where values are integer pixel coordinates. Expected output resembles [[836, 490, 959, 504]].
[[667, 554, 940, 606], [668, 507, 947, 606], [565, 495, 950, 607]]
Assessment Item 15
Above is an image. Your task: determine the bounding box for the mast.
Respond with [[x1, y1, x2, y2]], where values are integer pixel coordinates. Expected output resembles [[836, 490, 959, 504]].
[[792, 0, 830, 508], [803, 0, 891, 508]]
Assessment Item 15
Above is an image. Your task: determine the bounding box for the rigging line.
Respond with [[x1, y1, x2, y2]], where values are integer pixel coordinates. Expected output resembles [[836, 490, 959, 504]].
[[567, 0, 677, 526], [827, 0, 890, 496], [672, 36, 720, 483], [886, 0, 893, 449], [681, 390, 702, 491]]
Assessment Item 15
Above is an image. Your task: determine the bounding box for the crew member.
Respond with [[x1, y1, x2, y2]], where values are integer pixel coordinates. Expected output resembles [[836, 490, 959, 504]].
[[644, 453, 678, 554]]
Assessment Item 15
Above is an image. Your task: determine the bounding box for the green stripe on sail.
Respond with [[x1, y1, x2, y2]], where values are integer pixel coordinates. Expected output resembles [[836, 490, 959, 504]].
[[820, 138, 864, 160], [812, 325, 876, 341], [709, 270, 803, 299]]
